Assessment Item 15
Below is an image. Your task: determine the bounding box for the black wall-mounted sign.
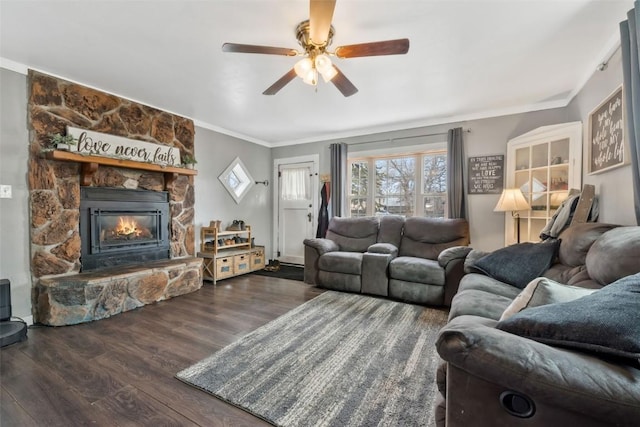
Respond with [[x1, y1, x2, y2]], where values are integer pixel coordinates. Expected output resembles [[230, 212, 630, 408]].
[[468, 155, 504, 194], [588, 86, 625, 174]]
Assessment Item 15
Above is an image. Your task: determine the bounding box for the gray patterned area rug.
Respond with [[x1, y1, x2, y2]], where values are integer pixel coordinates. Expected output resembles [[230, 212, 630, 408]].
[[176, 291, 448, 427]]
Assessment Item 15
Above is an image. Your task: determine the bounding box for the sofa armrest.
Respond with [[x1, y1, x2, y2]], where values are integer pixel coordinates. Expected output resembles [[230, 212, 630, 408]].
[[367, 242, 399, 257], [362, 252, 394, 297], [438, 246, 472, 306], [463, 249, 490, 273], [438, 246, 472, 268], [436, 317, 640, 425], [303, 238, 340, 255], [303, 238, 340, 285]]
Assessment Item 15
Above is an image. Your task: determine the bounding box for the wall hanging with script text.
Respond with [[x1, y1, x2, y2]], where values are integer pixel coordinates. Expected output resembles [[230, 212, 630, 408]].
[[588, 86, 625, 174], [468, 155, 504, 194], [66, 126, 181, 166]]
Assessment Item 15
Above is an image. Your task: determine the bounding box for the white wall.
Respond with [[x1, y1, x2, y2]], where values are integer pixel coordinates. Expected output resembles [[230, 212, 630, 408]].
[[193, 128, 273, 257], [0, 68, 31, 321], [566, 49, 636, 226]]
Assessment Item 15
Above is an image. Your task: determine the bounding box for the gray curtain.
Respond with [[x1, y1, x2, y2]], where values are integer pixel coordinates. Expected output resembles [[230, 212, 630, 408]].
[[447, 127, 467, 219], [330, 142, 348, 218], [621, 1, 640, 224]]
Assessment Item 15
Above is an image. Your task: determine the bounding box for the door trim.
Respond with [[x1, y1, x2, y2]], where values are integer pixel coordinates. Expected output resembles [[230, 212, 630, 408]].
[[272, 154, 319, 261]]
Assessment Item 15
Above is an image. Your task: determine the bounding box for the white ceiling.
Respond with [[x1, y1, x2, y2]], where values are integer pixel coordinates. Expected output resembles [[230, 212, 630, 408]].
[[0, 0, 633, 147]]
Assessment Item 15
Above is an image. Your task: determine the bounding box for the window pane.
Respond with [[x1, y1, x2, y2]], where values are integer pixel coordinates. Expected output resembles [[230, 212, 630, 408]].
[[350, 161, 368, 196], [422, 153, 447, 218], [374, 157, 415, 216], [423, 195, 446, 218], [350, 197, 367, 217], [423, 153, 447, 193]]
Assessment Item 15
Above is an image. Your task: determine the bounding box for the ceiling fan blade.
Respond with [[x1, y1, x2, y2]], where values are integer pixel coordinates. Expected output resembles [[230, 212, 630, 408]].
[[331, 65, 358, 97], [334, 38, 410, 58], [263, 69, 297, 95], [222, 43, 297, 56], [309, 0, 336, 45]]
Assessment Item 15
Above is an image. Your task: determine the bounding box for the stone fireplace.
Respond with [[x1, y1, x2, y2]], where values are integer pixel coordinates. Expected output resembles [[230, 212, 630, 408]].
[[28, 70, 203, 326]]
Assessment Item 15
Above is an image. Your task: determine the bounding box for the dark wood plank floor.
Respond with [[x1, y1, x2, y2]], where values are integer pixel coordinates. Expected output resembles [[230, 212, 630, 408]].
[[0, 275, 324, 426]]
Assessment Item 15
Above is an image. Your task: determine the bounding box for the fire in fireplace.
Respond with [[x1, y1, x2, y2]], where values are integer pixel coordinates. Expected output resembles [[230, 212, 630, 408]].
[[79, 187, 170, 271]]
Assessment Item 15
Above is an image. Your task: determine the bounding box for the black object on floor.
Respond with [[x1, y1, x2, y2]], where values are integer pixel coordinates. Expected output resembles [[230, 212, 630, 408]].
[[252, 264, 304, 282]]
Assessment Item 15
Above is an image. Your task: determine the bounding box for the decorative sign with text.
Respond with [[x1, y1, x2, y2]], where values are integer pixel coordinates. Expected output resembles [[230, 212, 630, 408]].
[[588, 86, 625, 174], [66, 126, 181, 166], [468, 155, 504, 194]]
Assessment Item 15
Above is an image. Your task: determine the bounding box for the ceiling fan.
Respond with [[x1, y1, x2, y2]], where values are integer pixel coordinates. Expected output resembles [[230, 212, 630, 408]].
[[221, 0, 410, 97]]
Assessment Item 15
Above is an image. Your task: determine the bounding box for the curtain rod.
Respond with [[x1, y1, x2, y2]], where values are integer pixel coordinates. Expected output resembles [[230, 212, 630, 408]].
[[343, 128, 471, 147]]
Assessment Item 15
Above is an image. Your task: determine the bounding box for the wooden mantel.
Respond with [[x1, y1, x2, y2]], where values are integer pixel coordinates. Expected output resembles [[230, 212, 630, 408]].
[[44, 150, 197, 189]]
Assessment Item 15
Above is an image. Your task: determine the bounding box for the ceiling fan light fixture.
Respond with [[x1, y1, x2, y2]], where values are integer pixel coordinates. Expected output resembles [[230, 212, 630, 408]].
[[302, 69, 318, 86], [294, 57, 313, 78], [320, 64, 338, 82], [315, 53, 332, 73]]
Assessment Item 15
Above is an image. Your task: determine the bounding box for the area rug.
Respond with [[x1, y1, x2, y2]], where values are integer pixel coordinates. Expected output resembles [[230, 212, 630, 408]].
[[176, 291, 448, 426], [251, 264, 304, 282]]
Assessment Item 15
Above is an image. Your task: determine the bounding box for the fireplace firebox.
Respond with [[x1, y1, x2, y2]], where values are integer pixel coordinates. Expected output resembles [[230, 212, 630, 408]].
[[80, 187, 170, 271]]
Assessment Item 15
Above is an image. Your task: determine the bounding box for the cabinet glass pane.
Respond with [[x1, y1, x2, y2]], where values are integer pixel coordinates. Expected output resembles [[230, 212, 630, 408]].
[[531, 193, 548, 217], [516, 147, 529, 171], [550, 166, 569, 191], [550, 191, 569, 210], [550, 138, 570, 165], [531, 143, 548, 168], [515, 171, 528, 189]]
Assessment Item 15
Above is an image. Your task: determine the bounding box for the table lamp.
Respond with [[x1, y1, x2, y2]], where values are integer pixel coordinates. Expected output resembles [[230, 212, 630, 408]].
[[494, 188, 531, 243]]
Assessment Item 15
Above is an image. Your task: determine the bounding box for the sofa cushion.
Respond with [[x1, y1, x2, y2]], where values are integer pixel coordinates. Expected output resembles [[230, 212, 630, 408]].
[[390, 256, 445, 285], [325, 217, 379, 252], [448, 289, 513, 321], [318, 252, 363, 275], [586, 226, 640, 286], [497, 272, 640, 362], [500, 277, 596, 321], [398, 217, 469, 260], [458, 273, 523, 299], [557, 223, 619, 267], [472, 239, 560, 289], [377, 215, 405, 248]]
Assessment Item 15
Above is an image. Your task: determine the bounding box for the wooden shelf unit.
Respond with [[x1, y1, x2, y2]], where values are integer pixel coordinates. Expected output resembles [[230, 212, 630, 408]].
[[198, 225, 265, 283], [43, 150, 196, 189]]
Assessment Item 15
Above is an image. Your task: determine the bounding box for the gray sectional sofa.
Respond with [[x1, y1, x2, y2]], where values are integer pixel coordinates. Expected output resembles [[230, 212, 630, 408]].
[[435, 223, 640, 427], [303, 215, 470, 306]]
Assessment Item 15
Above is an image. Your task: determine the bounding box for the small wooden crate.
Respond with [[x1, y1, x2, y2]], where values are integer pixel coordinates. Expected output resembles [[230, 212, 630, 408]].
[[216, 256, 234, 279], [233, 254, 250, 275], [250, 248, 265, 271]]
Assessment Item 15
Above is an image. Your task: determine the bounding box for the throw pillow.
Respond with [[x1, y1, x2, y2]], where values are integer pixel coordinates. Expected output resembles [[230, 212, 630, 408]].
[[472, 239, 561, 289], [497, 272, 640, 362], [499, 277, 597, 321]]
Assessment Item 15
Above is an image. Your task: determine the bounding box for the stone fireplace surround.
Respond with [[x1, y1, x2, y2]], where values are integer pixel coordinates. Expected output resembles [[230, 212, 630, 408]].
[[28, 70, 203, 326]]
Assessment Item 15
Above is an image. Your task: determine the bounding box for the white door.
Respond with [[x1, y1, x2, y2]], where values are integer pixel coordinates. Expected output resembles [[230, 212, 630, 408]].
[[276, 160, 316, 265]]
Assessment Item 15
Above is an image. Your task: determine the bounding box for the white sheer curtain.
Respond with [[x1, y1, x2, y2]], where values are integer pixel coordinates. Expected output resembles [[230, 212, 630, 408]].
[[281, 167, 310, 200]]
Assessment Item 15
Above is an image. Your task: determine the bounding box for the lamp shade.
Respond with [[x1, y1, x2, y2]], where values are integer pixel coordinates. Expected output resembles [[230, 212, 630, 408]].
[[494, 188, 530, 212]]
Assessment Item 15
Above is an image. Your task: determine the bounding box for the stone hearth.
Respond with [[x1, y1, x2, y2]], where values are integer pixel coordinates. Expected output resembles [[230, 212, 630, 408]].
[[27, 70, 203, 325]]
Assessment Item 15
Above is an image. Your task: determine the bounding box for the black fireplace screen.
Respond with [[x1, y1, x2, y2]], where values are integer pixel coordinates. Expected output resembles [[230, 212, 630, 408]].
[[80, 188, 170, 271]]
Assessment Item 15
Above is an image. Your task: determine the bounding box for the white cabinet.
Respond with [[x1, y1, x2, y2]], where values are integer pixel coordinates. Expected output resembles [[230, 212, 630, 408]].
[[505, 122, 582, 244]]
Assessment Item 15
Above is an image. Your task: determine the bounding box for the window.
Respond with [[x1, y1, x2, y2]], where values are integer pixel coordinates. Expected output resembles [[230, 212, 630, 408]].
[[348, 148, 447, 218]]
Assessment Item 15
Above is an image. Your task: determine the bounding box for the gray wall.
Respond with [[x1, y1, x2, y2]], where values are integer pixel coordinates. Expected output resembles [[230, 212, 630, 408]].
[[272, 108, 569, 251], [194, 129, 273, 256], [0, 68, 31, 321], [566, 49, 636, 226]]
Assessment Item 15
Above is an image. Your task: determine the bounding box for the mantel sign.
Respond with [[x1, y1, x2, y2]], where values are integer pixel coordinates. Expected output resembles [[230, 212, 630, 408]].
[[468, 155, 504, 194], [66, 127, 181, 166]]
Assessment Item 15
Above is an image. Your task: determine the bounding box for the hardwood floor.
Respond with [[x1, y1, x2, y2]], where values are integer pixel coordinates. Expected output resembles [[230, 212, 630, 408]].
[[0, 275, 324, 426]]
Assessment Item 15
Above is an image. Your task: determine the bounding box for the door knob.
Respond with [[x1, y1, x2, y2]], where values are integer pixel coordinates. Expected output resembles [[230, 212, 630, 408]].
[[307, 213, 312, 222]]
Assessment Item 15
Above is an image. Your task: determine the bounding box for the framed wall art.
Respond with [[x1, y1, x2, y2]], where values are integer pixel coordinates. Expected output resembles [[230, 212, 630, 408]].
[[588, 86, 626, 174]]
